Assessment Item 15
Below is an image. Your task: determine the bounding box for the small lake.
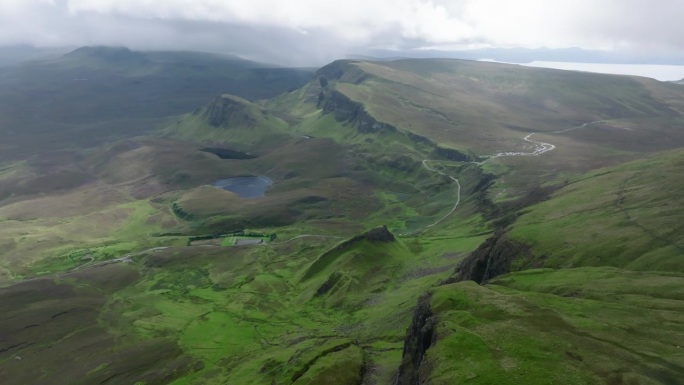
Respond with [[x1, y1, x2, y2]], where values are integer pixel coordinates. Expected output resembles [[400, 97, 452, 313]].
[[212, 176, 273, 198]]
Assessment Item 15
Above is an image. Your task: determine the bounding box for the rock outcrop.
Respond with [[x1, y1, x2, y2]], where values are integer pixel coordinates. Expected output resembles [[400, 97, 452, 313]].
[[446, 232, 543, 285], [314, 61, 477, 164], [202, 95, 261, 128], [395, 293, 435, 385], [321, 91, 398, 134]]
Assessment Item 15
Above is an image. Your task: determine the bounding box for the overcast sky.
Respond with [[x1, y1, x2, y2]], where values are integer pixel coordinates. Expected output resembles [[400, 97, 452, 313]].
[[1, 0, 683, 66]]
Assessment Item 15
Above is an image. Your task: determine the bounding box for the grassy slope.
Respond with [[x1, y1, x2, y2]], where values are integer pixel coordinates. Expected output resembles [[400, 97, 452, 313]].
[[113, 227, 485, 384], [276, 59, 684, 383], [420, 148, 684, 383], [3, 57, 684, 384], [509, 148, 684, 271], [427, 268, 684, 384], [312, 59, 684, 201]]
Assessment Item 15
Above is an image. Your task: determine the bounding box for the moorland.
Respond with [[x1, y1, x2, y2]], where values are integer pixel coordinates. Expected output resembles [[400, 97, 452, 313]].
[[1, 47, 684, 385]]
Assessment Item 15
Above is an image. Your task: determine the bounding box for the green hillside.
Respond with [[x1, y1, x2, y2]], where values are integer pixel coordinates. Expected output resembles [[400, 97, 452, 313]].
[[1, 56, 684, 384], [0, 46, 313, 162], [402, 148, 684, 384], [509, 148, 684, 271]]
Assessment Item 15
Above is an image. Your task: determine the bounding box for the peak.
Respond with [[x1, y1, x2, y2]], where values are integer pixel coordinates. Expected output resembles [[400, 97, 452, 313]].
[[315, 60, 359, 80], [202, 94, 263, 128], [333, 226, 396, 252], [63, 46, 149, 65], [314, 60, 371, 86], [362, 225, 396, 243], [217, 94, 252, 105]]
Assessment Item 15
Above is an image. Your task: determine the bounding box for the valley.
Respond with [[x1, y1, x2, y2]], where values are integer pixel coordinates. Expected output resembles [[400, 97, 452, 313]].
[[1, 49, 684, 385]]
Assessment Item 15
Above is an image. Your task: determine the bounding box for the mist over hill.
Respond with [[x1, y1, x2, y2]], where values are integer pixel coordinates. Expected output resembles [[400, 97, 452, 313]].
[[1, 48, 683, 385]]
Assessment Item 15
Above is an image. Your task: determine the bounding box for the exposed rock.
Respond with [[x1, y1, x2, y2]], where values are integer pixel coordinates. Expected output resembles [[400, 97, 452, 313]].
[[329, 225, 396, 254], [316, 271, 343, 296], [395, 292, 436, 385], [296, 195, 329, 204], [322, 91, 398, 134], [319, 89, 475, 162], [406, 132, 432, 145], [364, 225, 396, 243], [315, 60, 367, 83], [301, 226, 396, 281], [433, 146, 472, 162], [315, 60, 354, 80], [445, 232, 543, 285], [204, 95, 259, 128]]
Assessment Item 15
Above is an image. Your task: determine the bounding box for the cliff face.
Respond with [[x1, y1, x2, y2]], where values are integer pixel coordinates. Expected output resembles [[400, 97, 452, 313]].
[[316, 60, 368, 84], [316, 83, 473, 161], [394, 233, 542, 384], [433, 146, 471, 162], [446, 232, 543, 285], [331, 225, 396, 253], [203, 95, 260, 128], [321, 91, 398, 134], [394, 293, 435, 385]]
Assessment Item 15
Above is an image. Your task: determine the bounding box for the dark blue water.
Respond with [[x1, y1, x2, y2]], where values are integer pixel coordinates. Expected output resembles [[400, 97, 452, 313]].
[[212, 176, 273, 198]]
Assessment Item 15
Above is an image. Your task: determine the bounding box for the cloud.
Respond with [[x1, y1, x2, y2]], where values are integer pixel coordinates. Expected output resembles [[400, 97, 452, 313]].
[[1, 0, 683, 65]]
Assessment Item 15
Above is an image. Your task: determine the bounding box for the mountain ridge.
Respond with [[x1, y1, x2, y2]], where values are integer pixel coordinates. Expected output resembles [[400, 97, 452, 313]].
[[1, 53, 684, 384]]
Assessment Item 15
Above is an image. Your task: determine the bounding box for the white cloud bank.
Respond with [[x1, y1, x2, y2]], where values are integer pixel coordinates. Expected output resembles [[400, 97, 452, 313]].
[[1, 0, 683, 65]]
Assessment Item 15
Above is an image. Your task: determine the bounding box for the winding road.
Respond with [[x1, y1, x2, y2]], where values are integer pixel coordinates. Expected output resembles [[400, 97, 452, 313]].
[[473, 121, 597, 165], [25, 121, 597, 275], [407, 121, 598, 233], [421, 160, 462, 228], [268, 234, 344, 245]]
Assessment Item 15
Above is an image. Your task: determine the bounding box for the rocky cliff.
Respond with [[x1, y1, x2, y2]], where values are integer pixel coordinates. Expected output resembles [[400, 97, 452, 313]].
[[394, 293, 435, 385], [445, 232, 543, 285], [201, 94, 263, 128], [321, 90, 398, 134]]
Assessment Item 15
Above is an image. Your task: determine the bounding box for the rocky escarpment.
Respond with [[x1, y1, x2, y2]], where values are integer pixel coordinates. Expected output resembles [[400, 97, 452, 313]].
[[433, 146, 471, 162], [445, 232, 544, 285], [316, 60, 369, 84], [316, 78, 473, 161], [200, 95, 263, 128], [394, 293, 436, 385], [406, 132, 474, 162], [329, 225, 396, 255], [393, 233, 542, 383], [302, 226, 396, 282], [321, 91, 399, 134]]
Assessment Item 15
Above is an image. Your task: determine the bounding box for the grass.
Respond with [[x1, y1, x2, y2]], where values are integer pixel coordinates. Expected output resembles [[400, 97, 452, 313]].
[[67, 213, 485, 385], [508, 148, 684, 271], [425, 267, 684, 384], [3, 55, 684, 384]]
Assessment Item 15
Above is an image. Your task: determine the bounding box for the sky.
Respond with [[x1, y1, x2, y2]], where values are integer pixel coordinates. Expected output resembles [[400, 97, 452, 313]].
[[1, 0, 684, 68]]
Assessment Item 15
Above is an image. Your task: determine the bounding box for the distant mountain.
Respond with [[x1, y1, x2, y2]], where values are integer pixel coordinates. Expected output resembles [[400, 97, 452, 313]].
[[0, 45, 71, 68], [0, 46, 313, 160], [359, 47, 684, 65]]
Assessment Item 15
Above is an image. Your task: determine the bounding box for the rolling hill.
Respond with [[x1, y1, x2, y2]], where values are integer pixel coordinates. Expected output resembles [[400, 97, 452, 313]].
[[1, 54, 684, 384], [0, 46, 313, 162]]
